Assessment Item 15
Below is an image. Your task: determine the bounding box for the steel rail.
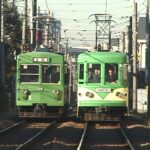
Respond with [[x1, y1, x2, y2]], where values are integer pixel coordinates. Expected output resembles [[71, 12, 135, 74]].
[[0, 121, 25, 135], [16, 121, 56, 150], [120, 126, 135, 150], [77, 122, 88, 150]]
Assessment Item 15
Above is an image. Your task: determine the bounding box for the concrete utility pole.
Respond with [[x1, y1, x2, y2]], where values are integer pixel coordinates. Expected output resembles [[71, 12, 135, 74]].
[[0, 0, 4, 43], [44, 12, 50, 47], [146, 0, 150, 118], [128, 17, 133, 112], [132, 0, 137, 112], [0, 0, 4, 93], [22, 0, 28, 52], [36, 6, 40, 47], [30, 0, 37, 50], [0, 0, 2, 40], [122, 31, 125, 53], [125, 25, 130, 54]]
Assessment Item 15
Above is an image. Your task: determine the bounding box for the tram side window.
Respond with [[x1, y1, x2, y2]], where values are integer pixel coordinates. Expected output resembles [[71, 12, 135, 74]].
[[79, 64, 84, 79], [88, 64, 101, 83], [20, 65, 39, 82], [105, 64, 118, 83], [42, 65, 60, 83]]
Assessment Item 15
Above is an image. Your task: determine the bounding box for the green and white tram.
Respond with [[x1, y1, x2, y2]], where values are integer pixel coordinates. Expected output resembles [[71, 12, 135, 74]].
[[77, 51, 129, 121]]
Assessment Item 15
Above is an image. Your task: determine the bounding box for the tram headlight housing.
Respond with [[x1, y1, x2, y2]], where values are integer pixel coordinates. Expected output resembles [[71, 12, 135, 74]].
[[52, 89, 60, 95], [22, 89, 30, 100], [116, 92, 127, 98], [86, 92, 94, 98]]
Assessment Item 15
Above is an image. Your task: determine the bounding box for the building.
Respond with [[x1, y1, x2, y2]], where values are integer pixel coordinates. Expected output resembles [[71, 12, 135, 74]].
[[138, 17, 146, 70]]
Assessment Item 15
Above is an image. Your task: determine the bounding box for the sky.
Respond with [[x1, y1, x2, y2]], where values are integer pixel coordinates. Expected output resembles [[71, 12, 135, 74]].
[[17, 0, 147, 48]]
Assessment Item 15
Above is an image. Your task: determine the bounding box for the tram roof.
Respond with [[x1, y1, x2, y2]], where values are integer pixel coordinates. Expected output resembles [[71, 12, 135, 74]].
[[78, 51, 128, 63]]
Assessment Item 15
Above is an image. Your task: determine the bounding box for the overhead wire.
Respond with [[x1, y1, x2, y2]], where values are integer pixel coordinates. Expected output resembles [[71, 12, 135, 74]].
[[37, 0, 144, 46], [45, 0, 50, 12]]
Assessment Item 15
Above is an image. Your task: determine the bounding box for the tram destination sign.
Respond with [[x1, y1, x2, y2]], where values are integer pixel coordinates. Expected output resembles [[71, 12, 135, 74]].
[[95, 88, 111, 93], [33, 57, 49, 62]]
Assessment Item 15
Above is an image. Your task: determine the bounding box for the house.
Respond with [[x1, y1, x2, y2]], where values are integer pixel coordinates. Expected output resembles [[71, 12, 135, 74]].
[[138, 17, 146, 69]]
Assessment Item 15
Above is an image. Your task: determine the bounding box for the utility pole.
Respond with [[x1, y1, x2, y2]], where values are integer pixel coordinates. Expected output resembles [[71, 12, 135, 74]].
[[0, 0, 4, 43], [65, 38, 68, 58], [22, 0, 28, 52], [132, 0, 137, 112], [30, 0, 37, 50], [125, 25, 130, 54], [122, 31, 125, 53], [12, 0, 15, 6], [146, 0, 150, 118], [0, 0, 4, 93], [128, 16, 133, 112], [44, 12, 50, 48], [95, 20, 98, 49], [36, 6, 40, 47], [0, 1, 1, 41]]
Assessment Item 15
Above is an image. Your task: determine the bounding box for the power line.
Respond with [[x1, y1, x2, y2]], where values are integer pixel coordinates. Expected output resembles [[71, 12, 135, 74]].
[[45, 0, 50, 12], [38, 1, 131, 6]]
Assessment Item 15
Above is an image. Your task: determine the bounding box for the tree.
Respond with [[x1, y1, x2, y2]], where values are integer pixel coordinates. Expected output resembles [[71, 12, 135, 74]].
[[2, 1, 22, 99], [4, 1, 22, 58]]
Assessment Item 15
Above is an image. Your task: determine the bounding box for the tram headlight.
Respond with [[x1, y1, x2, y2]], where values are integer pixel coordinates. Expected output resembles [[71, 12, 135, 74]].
[[22, 89, 30, 100], [86, 92, 94, 98], [52, 89, 60, 95], [116, 92, 127, 98]]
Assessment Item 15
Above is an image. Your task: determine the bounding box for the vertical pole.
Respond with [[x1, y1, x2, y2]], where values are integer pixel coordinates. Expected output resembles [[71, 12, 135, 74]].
[[65, 38, 68, 58], [128, 17, 133, 112], [45, 13, 50, 48], [95, 21, 98, 50], [1, 0, 4, 43], [117, 38, 119, 51], [125, 25, 130, 114], [108, 15, 111, 50], [69, 55, 72, 106], [36, 6, 40, 47], [146, 0, 150, 118], [0, 0, 1, 41], [31, 0, 37, 49], [22, 0, 27, 52], [12, 0, 15, 6], [33, 0, 37, 49], [132, 1, 137, 112], [0, 0, 4, 93], [30, 0, 34, 48], [122, 32, 125, 53], [125, 25, 129, 54]]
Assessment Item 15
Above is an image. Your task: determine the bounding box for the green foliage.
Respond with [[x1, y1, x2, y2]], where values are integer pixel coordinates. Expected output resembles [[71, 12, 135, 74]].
[[4, 1, 22, 50]]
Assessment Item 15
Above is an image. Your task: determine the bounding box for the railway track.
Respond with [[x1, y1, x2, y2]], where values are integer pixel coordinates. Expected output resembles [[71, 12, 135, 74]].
[[120, 125, 135, 150], [0, 118, 147, 150], [27, 121, 84, 150], [0, 120, 56, 150], [0, 121, 25, 135], [77, 121, 136, 150]]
